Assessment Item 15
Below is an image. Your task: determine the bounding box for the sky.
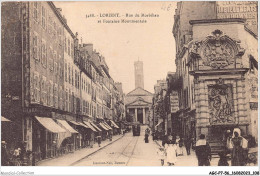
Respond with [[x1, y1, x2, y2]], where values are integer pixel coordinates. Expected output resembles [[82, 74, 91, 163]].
[[55, 1, 177, 94]]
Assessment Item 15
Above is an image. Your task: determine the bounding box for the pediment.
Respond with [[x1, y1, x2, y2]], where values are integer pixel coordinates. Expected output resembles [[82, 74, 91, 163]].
[[127, 87, 153, 96], [127, 97, 152, 106]]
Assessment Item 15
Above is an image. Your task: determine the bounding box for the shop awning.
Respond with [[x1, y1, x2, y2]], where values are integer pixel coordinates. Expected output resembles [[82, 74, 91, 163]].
[[99, 123, 109, 130], [68, 121, 81, 126], [103, 121, 113, 130], [110, 120, 119, 128], [57, 120, 78, 133], [90, 122, 102, 132], [83, 121, 97, 132], [155, 121, 163, 128], [2, 116, 11, 122], [35, 116, 66, 133], [78, 122, 91, 129]]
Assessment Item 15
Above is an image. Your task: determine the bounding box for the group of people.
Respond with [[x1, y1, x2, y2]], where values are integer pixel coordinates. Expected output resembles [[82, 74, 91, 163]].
[[1, 141, 28, 166], [157, 134, 195, 166], [155, 127, 250, 166]]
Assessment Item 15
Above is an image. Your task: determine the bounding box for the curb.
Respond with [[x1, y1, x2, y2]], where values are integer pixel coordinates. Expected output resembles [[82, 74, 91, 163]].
[[70, 134, 125, 166], [155, 140, 162, 147]]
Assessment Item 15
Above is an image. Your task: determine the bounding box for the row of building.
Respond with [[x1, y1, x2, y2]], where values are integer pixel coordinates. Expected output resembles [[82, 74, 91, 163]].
[[152, 1, 258, 154], [2, 1, 126, 163]]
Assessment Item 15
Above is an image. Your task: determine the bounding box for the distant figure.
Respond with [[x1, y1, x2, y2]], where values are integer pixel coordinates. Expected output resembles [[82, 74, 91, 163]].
[[218, 151, 229, 166], [195, 134, 211, 166], [176, 136, 185, 156], [184, 136, 192, 155], [144, 133, 149, 143], [1, 141, 9, 166], [145, 128, 150, 135], [157, 147, 165, 166], [165, 135, 178, 166], [97, 135, 102, 147]]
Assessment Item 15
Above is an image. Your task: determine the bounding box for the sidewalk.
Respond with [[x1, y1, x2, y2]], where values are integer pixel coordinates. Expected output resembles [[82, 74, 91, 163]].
[[37, 134, 124, 166]]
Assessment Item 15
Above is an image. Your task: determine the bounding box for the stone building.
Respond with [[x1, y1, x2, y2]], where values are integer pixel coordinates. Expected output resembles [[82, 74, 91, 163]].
[[125, 61, 153, 125], [1, 1, 124, 164], [172, 1, 258, 153]]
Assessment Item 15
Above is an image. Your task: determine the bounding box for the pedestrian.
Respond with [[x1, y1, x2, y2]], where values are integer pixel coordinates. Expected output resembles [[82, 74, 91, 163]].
[[144, 133, 149, 143], [97, 135, 102, 147], [184, 136, 192, 155], [230, 128, 246, 166], [195, 134, 211, 166], [1, 141, 9, 166], [157, 147, 166, 166], [165, 135, 178, 166], [218, 151, 229, 166], [176, 137, 185, 156]]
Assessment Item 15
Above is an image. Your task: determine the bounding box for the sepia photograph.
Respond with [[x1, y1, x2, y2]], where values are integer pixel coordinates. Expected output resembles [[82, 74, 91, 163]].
[[1, 0, 259, 174]]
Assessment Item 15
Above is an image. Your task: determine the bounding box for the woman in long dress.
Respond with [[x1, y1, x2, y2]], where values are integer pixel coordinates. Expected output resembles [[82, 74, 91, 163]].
[[165, 135, 178, 166], [231, 128, 244, 166]]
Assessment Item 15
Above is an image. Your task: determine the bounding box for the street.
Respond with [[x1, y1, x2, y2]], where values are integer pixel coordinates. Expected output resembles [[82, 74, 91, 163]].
[[73, 125, 160, 166]]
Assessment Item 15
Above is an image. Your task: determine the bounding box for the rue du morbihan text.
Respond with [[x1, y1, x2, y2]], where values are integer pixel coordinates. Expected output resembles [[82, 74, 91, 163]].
[[86, 13, 160, 23]]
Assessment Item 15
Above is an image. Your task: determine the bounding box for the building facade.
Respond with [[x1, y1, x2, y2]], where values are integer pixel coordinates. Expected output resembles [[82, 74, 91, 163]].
[[2, 1, 125, 164], [170, 1, 258, 154]]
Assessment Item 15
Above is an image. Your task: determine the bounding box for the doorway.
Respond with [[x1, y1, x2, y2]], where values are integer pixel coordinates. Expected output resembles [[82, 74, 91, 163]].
[[137, 108, 143, 124]]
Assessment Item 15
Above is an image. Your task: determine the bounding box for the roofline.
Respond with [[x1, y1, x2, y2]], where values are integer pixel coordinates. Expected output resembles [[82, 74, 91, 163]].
[[126, 99, 152, 106], [48, 2, 75, 38], [126, 87, 153, 96]]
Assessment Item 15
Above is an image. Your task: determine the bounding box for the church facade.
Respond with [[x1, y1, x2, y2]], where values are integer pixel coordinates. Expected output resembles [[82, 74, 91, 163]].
[[125, 61, 153, 125]]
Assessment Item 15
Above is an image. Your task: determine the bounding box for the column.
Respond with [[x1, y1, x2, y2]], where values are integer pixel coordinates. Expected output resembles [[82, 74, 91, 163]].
[[143, 108, 146, 124], [135, 108, 137, 122]]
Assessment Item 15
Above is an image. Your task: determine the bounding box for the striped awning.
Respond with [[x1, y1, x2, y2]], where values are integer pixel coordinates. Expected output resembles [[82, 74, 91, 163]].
[[35, 116, 66, 133], [99, 123, 109, 130], [110, 120, 119, 128], [90, 122, 102, 132], [83, 121, 97, 132], [103, 121, 113, 130], [57, 120, 78, 133]]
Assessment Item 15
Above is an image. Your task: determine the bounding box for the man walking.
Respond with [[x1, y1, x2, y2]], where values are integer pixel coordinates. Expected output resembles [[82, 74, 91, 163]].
[[195, 134, 211, 166]]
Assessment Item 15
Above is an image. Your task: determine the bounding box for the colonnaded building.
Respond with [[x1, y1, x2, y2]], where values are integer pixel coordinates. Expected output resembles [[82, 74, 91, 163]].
[[125, 61, 153, 125]]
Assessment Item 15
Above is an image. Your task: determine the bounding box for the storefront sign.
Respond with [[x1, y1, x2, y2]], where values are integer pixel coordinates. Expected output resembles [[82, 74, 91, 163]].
[[170, 91, 179, 113], [217, 1, 257, 34]]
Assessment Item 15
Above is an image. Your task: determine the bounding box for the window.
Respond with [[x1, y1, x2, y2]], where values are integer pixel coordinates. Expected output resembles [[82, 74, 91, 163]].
[[65, 62, 67, 82], [54, 84, 58, 109], [68, 39, 71, 56], [41, 40, 47, 67], [49, 81, 53, 106], [65, 88, 68, 111], [41, 6, 46, 29], [58, 27, 62, 45], [71, 42, 74, 57], [71, 68, 74, 86], [49, 48, 54, 71], [53, 22, 56, 38], [33, 2, 38, 21], [64, 37, 67, 53], [32, 33, 39, 61], [68, 64, 71, 84]]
